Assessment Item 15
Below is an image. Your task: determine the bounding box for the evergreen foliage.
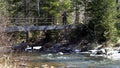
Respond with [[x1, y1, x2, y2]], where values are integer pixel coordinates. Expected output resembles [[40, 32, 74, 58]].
[[0, 0, 119, 45], [0, 0, 7, 16], [86, 0, 118, 43]]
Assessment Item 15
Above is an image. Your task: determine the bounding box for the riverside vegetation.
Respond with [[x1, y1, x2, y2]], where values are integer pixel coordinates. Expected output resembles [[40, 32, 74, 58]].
[[0, 0, 120, 68]]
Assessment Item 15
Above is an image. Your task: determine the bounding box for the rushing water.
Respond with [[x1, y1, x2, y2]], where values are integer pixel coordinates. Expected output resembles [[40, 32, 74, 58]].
[[13, 53, 120, 68]]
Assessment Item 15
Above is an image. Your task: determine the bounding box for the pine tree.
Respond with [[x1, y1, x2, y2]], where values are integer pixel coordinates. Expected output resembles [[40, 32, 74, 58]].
[[86, 0, 118, 43]]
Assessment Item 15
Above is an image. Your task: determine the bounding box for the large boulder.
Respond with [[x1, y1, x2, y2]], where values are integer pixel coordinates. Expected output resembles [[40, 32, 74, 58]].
[[44, 43, 73, 53], [44, 43, 62, 53], [12, 41, 27, 52]]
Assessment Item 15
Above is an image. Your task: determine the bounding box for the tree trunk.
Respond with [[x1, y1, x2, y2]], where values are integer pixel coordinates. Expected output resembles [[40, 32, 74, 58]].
[[75, 2, 79, 24]]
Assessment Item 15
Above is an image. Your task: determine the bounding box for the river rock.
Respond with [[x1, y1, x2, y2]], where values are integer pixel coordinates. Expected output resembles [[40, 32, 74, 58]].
[[45, 43, 73, 53], [25, 46, 42, 52], [73, 49, 81, 53], [12, 41, 27, 52]]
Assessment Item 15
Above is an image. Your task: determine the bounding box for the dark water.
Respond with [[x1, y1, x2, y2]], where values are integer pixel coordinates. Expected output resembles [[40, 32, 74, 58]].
[[14, 53, 120, 68]]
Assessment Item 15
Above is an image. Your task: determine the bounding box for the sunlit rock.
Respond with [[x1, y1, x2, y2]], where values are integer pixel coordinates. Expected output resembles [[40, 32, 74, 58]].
[[57, 52, 64, 55], [89, 49, 107, 57], [74, 49, 81, 53], [25, 46, 42, 52], [105, 50, 120, 60]]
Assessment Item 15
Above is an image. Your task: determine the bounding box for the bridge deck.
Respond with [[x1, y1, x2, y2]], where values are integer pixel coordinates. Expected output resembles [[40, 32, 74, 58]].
[[4, 25, 75, 32]]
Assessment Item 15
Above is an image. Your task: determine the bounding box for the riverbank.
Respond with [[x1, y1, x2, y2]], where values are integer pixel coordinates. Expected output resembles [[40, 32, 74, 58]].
[[1, 52, 120, 68], [1, 41, 120, 68]]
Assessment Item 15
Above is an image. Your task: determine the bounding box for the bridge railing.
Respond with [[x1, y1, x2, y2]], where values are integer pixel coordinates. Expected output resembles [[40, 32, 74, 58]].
[[0, 17, 75, 32], [7, 18, 54, 26]]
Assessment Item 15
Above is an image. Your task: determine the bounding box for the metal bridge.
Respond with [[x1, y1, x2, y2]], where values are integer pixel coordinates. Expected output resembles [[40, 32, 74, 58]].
[[1, 18, 75, 32], [0, 18, 75, 42], [5, 25, 75, 32]]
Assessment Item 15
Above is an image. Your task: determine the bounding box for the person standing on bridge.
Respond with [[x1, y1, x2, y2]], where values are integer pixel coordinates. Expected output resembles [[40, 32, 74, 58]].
[[62, 11, 68, 25]]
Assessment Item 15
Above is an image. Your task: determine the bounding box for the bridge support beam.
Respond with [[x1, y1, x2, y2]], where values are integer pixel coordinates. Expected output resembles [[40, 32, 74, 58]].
[[25, 31, 29, 42]]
